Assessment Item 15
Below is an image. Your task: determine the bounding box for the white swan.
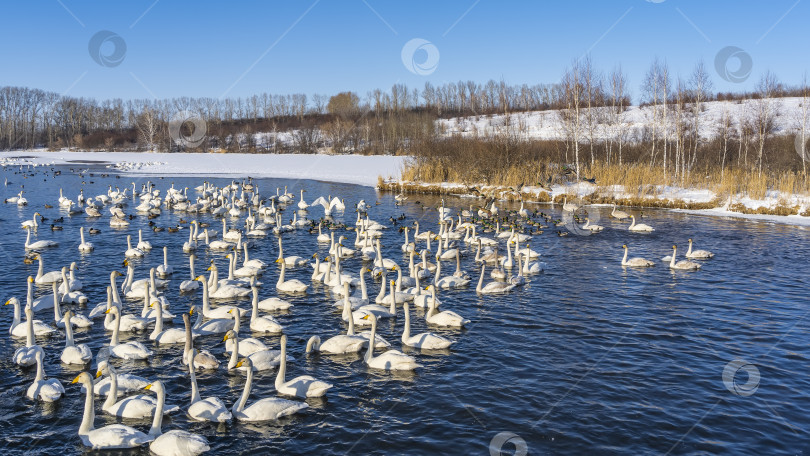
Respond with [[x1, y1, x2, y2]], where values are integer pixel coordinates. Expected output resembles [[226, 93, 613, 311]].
[[34, 254, 62, 284], [137, 229, 153, 251], [224, 330, 287, 371], [149, 302, 187, 345], [99, 364, 178, 419], [669, 245, 702, 270], [621, 245, 654, 267], [27, 347, 65, 402], [13, 302, 41, 367], [275, 334, 333, 398], [611, 204, 629, 219], [186, 349, 231, 421], [434, 256, 471, 289], [231, 357, 309, 422], [145, 380, 210, 456], [71, 372, 152, 450], [686, 238, 714, 259], [78, 227, 94, 252], [196, 277, 246, 317], [181, 314, 220, 370], [582, 218, 604, 232], [297, 189, 309, 210], [224, 315, 269, 356], [401, 300, 452, 349], [628, 215, 654, 232], [25, 226, 58, 249], [106, 306, 153, 360], [189, 306, 234, 336], [21, 212, 41, 229], [6, 296, 55, 337], [476, 265, 516, 294], [425, 286, 470, 327], [249, 287, 284, 334], [308, 287, 368, 355], [361, 314, 422, 371], [156, 246, 174, 277], [61, 310, 93, 364], [277, 237, 308, 266], [125, 235, 145, 258], [179, 255, 201, 292], [276, 260, 308, 293]]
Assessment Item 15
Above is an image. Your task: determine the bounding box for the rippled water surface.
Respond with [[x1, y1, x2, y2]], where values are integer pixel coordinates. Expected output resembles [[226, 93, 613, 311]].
[[1, 163, 809, 455]]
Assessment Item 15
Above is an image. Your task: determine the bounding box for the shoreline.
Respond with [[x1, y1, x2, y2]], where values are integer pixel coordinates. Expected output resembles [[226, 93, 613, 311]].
[[377, 180, 810, 227]]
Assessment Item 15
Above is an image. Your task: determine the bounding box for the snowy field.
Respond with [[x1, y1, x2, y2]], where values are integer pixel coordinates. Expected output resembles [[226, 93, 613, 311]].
[[437, 97, 807, 141], [0, 151, 406, 187]]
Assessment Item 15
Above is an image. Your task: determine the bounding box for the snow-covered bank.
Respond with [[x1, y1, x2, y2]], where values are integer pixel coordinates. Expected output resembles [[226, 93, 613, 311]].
[[0, 150, 406, 187], [380, 179, 810, 227]]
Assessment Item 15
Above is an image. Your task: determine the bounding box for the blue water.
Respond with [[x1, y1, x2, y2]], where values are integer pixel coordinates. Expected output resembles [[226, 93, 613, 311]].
[[0, 161, 809, 455]]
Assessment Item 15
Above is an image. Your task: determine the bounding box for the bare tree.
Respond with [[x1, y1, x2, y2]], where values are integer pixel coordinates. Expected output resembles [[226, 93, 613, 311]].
[[751, 72, 781, 176], [136, 107, 159, 152], [688, 60, 713, 172], [797, 73, 809, 180], [561, 60, 584, 180]]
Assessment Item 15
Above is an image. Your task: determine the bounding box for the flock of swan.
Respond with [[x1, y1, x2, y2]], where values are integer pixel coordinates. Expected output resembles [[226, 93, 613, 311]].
[[4, 169, 716, 454]]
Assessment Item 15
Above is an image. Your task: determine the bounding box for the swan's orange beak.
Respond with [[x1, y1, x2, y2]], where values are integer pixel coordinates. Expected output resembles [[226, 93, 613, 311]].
[[71, 375, 82, 384]]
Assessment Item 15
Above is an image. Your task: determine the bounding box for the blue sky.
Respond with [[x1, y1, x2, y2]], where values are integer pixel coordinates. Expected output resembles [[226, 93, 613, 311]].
[[0, 1, 806, 103]]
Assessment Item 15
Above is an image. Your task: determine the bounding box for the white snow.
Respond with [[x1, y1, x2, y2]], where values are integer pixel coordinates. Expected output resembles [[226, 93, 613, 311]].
[[437, 97, 806, 142], [0, 150, 406, 187]]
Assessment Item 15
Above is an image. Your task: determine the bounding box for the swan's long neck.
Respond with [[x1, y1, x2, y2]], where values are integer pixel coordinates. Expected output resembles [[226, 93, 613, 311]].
[[79, 377, 95, 434], [184, 317, 193, 360], [110, 309, 120, 346], [250, 287, 259, 324], [10, 299, 21, 332], [34, 352, 45, 381], [234, 361, 252, 413], [404, 228, 409, 245], [434, 259, 442, 285], [232, 310, 241, 334], [26, 229, 32, 249], [275, 338, 287, 390], [622, 247, 628, 265], [687, 241, 693, 256], [630, 216, 636, 229], [80, 228, 85, 244], [188, 352, 200, 404], [360, 269, 368, 300], [364, 318, 377, 363], [52, 281, 62, 322], [346, 290, 356, 336], [148, 384, 164, 437], [389, 281, 397, 314], [103, 369, 118, 409], [151, 298, 164, 337], [228, 255, 236, 280], [227, 334, 239, 369], [189, 257, 196, 280], [163, 247, 168, 268], [36, 256, 43, 280], [670, 248, 677, 267], [127, 235, 133, 250], [402, 301, 411, 342], [477, 265, 485, 292], [202, 280, 211, 313], [277, 261, 286, 285]]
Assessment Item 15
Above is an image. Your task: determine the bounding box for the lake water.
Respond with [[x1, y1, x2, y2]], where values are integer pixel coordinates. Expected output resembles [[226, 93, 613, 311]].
[[1, 162, 809, 455]]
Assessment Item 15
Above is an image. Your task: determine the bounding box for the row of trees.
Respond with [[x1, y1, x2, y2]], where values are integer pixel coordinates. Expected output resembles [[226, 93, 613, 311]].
[[0, 64, 808, 182]]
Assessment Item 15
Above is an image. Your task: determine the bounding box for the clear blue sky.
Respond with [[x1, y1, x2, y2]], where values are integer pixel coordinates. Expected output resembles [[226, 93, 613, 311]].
[[0, 0, 806, 103]]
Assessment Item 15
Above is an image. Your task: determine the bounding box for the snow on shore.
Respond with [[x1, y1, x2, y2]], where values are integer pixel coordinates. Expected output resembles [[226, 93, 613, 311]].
[[0, 150, 406, 187]]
